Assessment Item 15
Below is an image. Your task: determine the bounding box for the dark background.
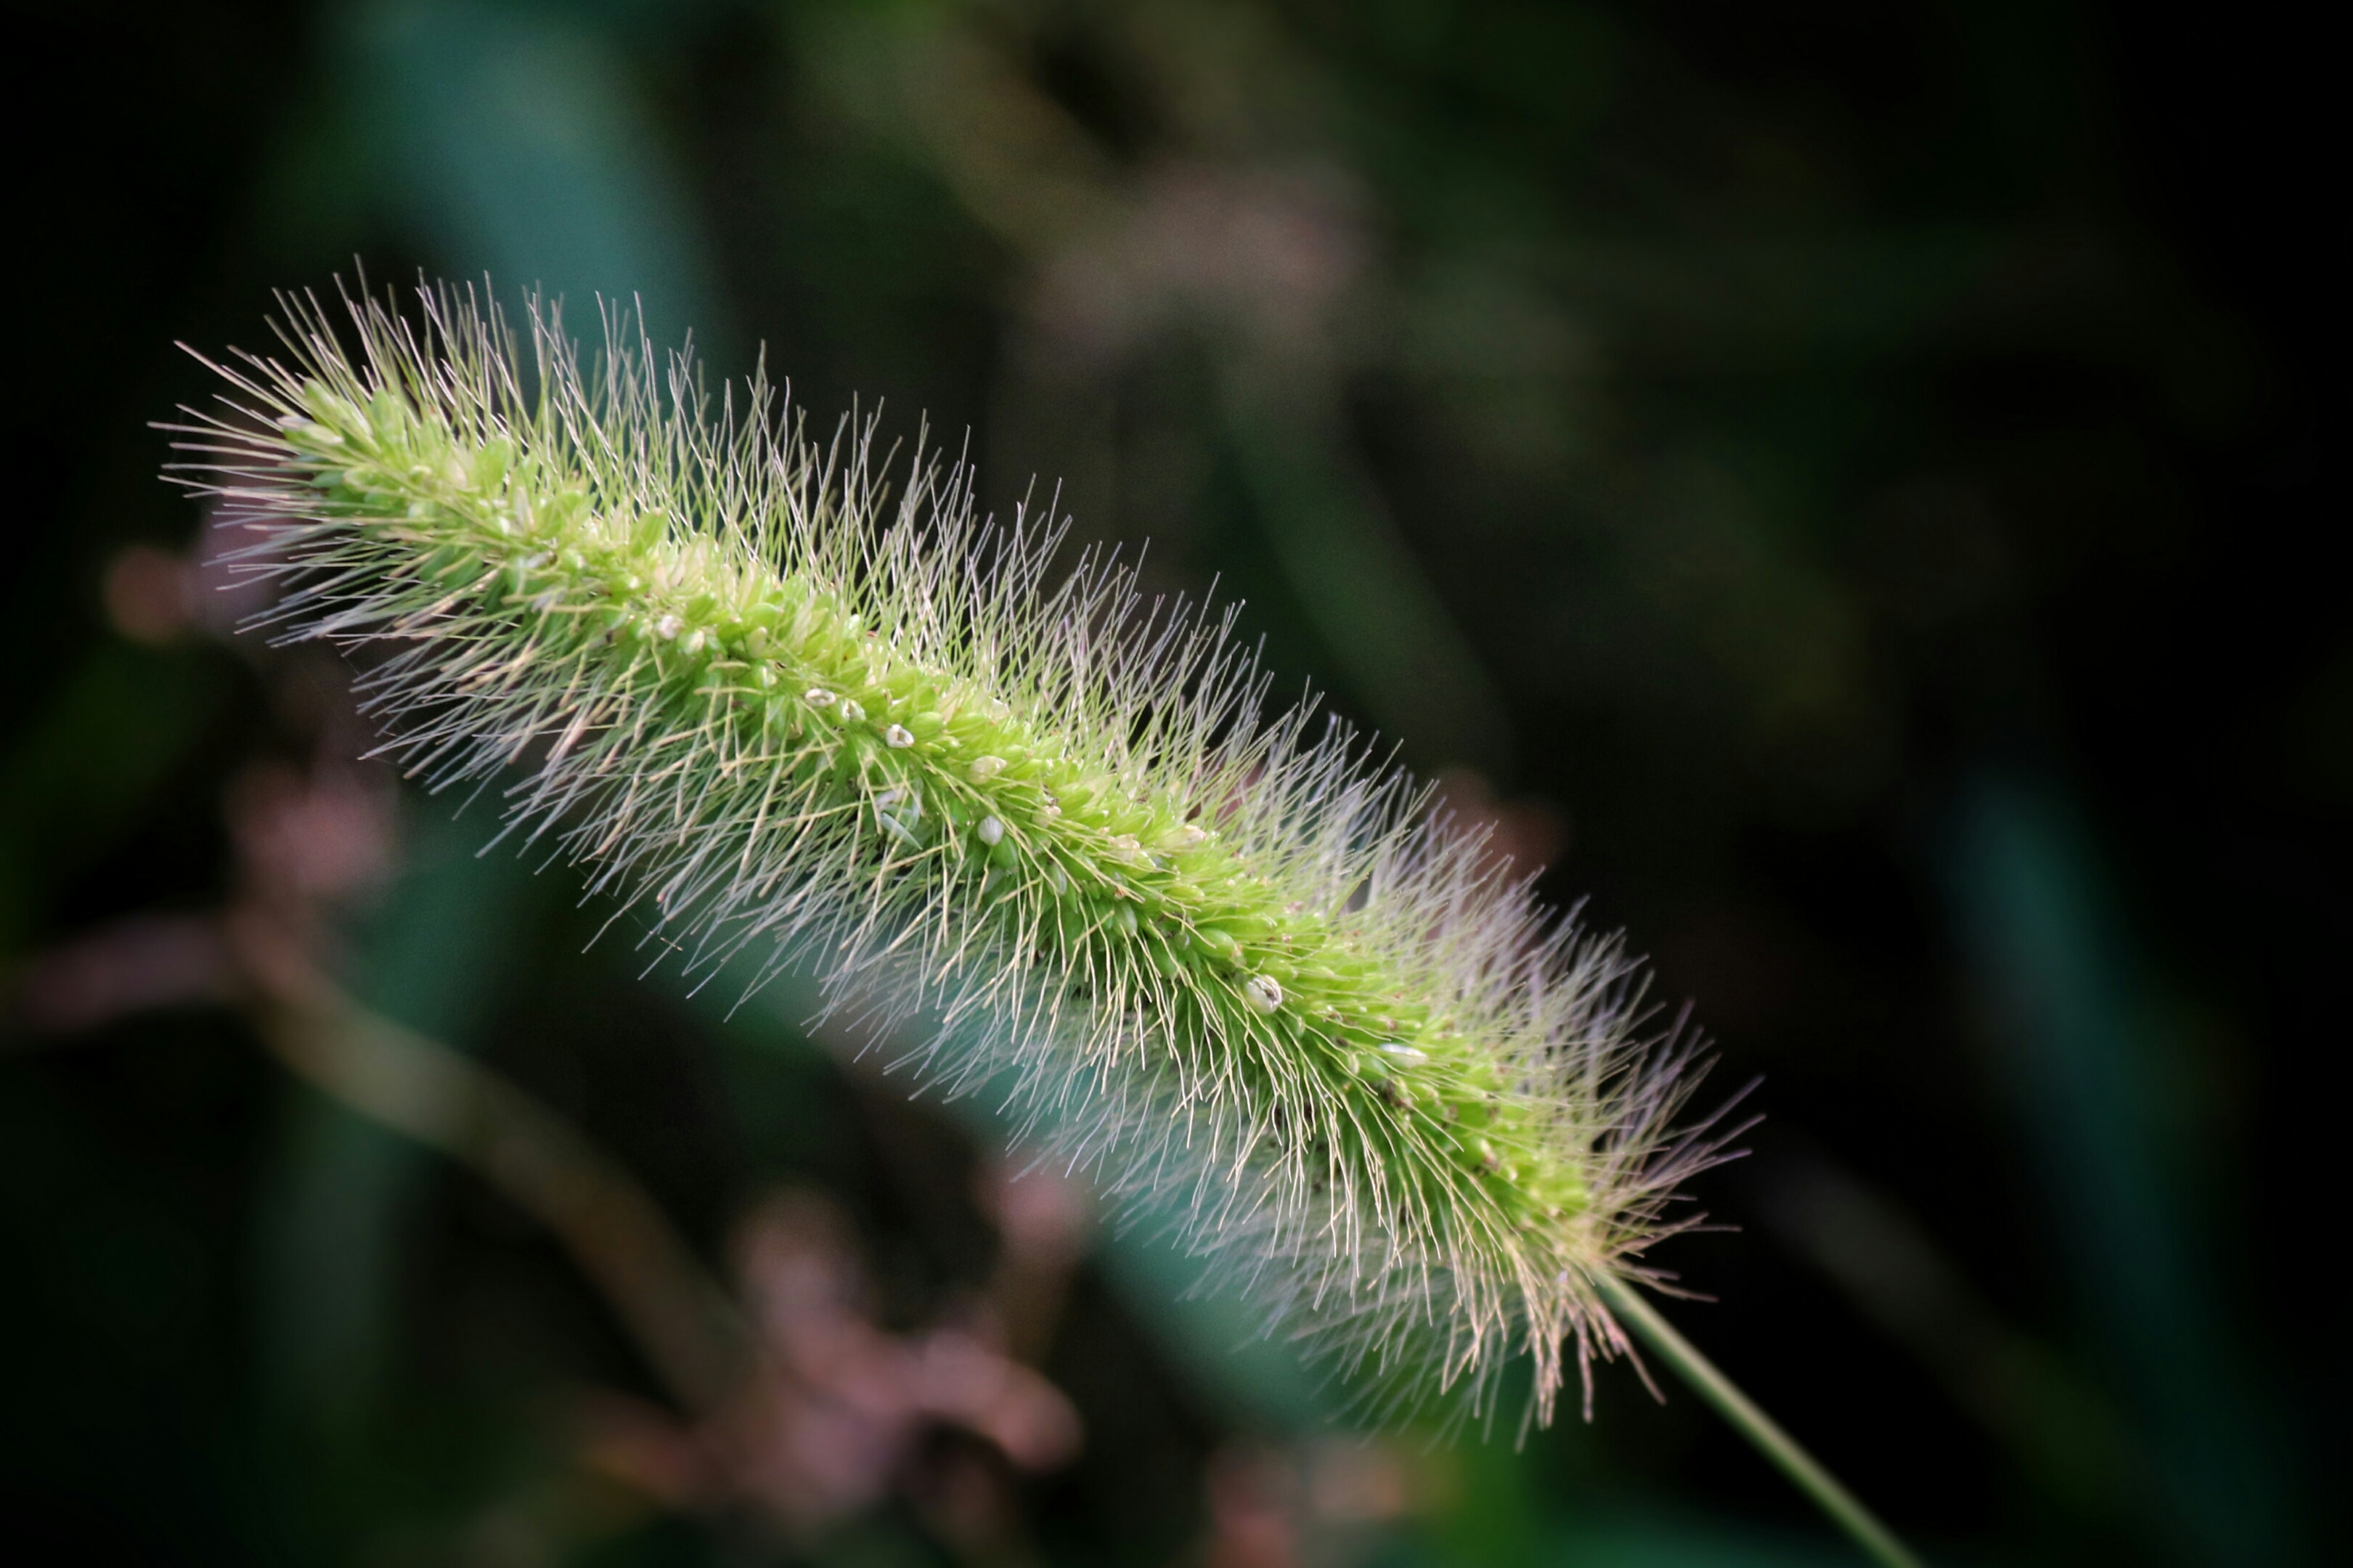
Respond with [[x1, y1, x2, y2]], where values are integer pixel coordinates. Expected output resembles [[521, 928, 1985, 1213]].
[[3, 1, 2340, 1564]]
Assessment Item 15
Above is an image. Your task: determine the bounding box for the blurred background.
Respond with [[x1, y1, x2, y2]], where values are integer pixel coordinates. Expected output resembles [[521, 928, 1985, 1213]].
[[4, 1, 2341, 1564]]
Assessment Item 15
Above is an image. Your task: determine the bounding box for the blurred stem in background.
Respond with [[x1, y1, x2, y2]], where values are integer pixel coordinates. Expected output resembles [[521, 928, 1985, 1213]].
[[1218, 367, 1520, 778], [1949, 775, 2301, 1565], [331, 0, 725, 351], [246, 913, 754, 1425], [254, 809, 542, 1535]]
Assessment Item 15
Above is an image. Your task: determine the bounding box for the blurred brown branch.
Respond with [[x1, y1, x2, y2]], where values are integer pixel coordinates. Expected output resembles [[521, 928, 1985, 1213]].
[[235, 912, 757, 1421]]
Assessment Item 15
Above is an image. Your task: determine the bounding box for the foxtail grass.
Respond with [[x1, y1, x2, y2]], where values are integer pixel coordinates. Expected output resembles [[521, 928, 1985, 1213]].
[[166, 286, 1914, 1568]]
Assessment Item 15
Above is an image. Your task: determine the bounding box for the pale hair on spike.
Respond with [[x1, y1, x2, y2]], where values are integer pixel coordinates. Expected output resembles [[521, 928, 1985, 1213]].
[[163, 277, 1739, 1432]]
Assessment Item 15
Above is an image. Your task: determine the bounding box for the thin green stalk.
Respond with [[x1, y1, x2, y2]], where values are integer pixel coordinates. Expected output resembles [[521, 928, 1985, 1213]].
[[1596, 1273, 1925, 1568]]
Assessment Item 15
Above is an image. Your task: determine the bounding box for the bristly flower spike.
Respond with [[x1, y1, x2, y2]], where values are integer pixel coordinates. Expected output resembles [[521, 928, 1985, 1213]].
[[168, 279, 1732, 1432]]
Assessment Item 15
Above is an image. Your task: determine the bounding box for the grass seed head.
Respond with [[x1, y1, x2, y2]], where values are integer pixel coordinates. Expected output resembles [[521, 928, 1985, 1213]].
[[166, 279, 1733, 1428]]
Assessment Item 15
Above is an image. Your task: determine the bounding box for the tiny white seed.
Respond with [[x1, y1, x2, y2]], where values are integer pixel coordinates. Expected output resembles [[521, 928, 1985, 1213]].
[[968, 755, 1007, 782], [978, 815, 1004, 845], [838, 699, 866, 723], [884, 723, 914, 748], [1159, 823, 1208, 852], [1378, 1043, 1428, 1065], [682, 629, 707, 654], [804, 688, 836, 706], [1244, 974, 1284, 1013], [654, 614, 682, 640]]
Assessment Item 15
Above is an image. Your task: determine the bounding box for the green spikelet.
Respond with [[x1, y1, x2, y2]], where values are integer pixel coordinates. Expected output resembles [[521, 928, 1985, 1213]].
[[168, 282, 1727, 1426]]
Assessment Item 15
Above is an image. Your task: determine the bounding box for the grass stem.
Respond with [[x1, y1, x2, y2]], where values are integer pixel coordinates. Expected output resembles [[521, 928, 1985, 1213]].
[[1596, 1273, 1925, 1568]]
